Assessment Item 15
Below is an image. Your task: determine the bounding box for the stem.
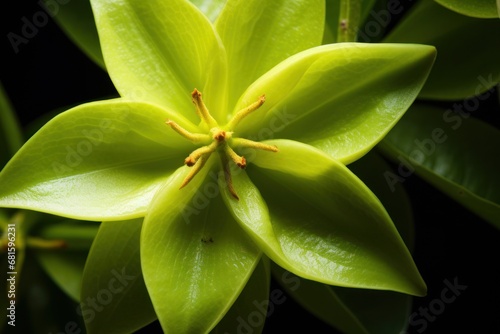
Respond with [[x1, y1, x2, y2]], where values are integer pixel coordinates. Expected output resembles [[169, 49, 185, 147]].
[[26, 237, 67, 250], [337, 0, 362, 42]]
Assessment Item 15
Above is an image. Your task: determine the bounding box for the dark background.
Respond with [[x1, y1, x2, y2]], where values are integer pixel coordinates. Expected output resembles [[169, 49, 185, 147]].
[[1, 1, 499, 333]]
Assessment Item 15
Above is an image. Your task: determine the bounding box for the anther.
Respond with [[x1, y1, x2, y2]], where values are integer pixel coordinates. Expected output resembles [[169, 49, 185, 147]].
[[224, 144, 246, 169], [183, 141, 218, 167]]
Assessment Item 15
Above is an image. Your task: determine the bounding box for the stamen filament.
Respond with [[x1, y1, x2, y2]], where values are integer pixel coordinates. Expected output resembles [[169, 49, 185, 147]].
[[180, 154, 210, 189], [168, 89, 277, 200], [26, 237, 67, 250], [192, 89, 218, 128], [232, 138, 279, 152], [224, 143, 246, 168], [227, 94, 266, 129], [166, 120, 210, 143], [184, 141, 218, 166], [219, 153, 239, 200]]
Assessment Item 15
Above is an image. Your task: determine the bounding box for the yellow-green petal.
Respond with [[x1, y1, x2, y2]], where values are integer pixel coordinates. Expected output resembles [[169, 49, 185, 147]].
[[90, 0, 228, 123], [222, 140, 426, 296], [216, 0, 324, 112], [0, 100, 192, 220], [235, 43, 436, 164], [141, 164, 261, 333]]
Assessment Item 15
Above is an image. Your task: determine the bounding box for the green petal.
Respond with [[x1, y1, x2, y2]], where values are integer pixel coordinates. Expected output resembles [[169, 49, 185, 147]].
[[270, 152, 417, 333], [212, 257, 270, 334], [0, 81, 23, 167], [189, 0, 226, 21], [223, 140, 426, 296], [216, 0, 324, 111], [0, 100, 191, 220], [380, 103, 500, 229], [81, 219, 157, 334], [435, 0, 499, 18], [43, 0, 105, 68], [384, 0, 500, 100], [90, 0, 227, 122], [141, 165, 261, 333], [235, 43, 436, 164], [348, 150, 415, 250]]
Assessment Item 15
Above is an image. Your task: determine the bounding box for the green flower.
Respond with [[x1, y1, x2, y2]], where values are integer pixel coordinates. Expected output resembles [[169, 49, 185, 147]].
[[0, 0, 436, 332]]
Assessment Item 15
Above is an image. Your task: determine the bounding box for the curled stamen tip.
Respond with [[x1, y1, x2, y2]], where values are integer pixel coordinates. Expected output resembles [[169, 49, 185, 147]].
[[270, 145, 279, 152], [259, 94, 266, 104], [166, 120, 173, 125], [237, 157, 247, 169], [191, 88, 202, 99], [185, 157, 196, 166]]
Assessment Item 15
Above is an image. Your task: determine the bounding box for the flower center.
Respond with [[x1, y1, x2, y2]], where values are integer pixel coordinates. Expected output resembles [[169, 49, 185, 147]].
[[166, 89, 278, 200]]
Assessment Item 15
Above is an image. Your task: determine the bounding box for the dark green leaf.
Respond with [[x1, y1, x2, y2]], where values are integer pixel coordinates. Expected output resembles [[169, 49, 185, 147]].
[[380, 103, 500, 229], [434, 0, 499, 18], [0, 82, 23, 167], [384, 0, 500, 100], [36, 251, 89, 302], [42, 0, 105, 68]]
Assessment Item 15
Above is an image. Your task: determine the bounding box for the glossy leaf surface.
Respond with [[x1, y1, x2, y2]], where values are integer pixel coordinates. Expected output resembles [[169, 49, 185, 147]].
[[380, 103, 500, 229], [270, 152, 416, 333], [0, 100, 192, 220], [223, 140, 426, 296], [435, 0, 499, 18], [235, 43, 436, 164], [384, 0, 500, 100], [90, 0, 227, 123], [141, 168, 261, 333], [215, 0, 324, 110]]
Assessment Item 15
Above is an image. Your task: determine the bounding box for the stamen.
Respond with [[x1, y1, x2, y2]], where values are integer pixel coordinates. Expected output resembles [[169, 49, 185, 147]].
[[167, 89, 277, 199], [232, 138, 279, 152], [192, 89, 218, 128], [166, 120, 210, 143], [180, 154, 210, 189], [227, 94, 266, 130], [224, 144, 246, 169], [219, 153, 239, 200], [184, 141, 218, 166]]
